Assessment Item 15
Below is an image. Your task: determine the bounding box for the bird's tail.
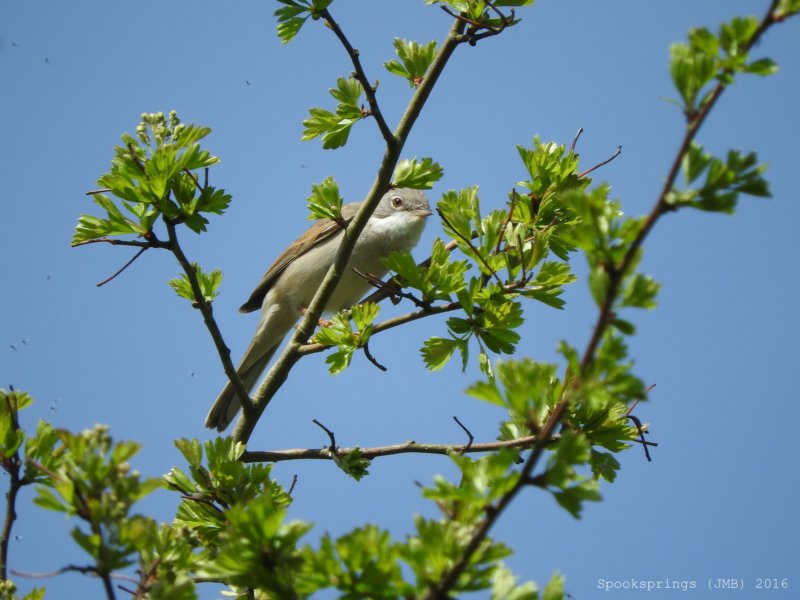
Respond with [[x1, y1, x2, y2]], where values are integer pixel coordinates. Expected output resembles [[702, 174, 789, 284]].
[[205, 344, 280, 432]]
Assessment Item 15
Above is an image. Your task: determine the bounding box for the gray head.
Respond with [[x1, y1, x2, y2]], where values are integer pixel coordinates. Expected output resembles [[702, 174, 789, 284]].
[[373, 188, 432, 219]]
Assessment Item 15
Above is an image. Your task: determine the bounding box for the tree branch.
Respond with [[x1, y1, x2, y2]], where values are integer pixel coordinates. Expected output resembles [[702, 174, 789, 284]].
[[423, 4, 786, 598], [163, 219, 255, 418], [242, 433, 551, 463], [320, 9, 395, 146], [0, 393, 23, 582], [231, 16, 469, 445]]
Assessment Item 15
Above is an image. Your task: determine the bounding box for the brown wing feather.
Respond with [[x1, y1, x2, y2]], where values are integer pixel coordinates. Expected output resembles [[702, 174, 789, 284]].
[[238, 207, 358, 313]]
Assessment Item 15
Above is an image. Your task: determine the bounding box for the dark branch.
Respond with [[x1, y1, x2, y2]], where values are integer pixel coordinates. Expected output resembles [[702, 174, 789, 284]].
[[163, 219, 254, 417], [578, 145, 622, 178], [96, 246, 149, 287], [242, 433, 551, 463], [452, 416, 474, 452], [320, 9, 395, 146]]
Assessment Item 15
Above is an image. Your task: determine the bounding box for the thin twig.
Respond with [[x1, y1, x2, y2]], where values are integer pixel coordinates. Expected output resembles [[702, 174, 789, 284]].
[[571, 127, 584, 152], [353, 267, 428, 309], [287, 474, 299, 497], [296, 301, 463, 357], [359, 239, 460, 305], [627, 414, 653, 462], [362, 341, 387, 371], [71, 236, 168, 249], [312, 419, 337, 454], [452, 416, 474, 452], [11, 565, 138, 583], [578, 145, 622, 178], [96, 246, 149, 287], [320, 9, 395, 146]]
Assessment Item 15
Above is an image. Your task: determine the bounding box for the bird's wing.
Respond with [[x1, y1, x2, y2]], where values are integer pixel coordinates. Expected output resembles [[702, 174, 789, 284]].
[[238, 207, 357, 313]]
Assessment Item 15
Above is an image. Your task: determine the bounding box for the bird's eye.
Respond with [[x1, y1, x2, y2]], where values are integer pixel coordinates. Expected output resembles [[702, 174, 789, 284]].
[[391, 195, 404, 209]]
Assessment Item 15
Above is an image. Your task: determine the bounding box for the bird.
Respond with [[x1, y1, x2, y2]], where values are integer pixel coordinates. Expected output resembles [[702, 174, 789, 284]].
[[205, 188, 432, 431]]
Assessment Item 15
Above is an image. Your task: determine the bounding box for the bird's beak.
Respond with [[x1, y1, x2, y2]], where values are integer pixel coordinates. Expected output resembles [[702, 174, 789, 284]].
[[414, 207, 433, 217]]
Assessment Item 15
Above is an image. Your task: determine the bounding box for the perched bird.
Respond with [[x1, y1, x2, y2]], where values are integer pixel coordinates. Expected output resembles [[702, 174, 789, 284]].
[[206, 188, 432, 431]]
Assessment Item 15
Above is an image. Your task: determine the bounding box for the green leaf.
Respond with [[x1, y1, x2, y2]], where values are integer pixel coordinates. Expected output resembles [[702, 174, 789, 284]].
[[620, 273, 660, 309], [542, 572, 566, 600], [421, 337, 459, 371], [332, 447, 371, 480], [588, 266, 609, 307], [302, 77, 364, 149], [169, 264, 222, 303], [306, 176, 344, 220], [490, 564, 539, 600], [351, 302, 379, 333], [743, 57, 778, 76], [274, 0, 327, 44], [392, 157, 444, 189], [384, 38, 438, 87], [326, 349, 353, 375]]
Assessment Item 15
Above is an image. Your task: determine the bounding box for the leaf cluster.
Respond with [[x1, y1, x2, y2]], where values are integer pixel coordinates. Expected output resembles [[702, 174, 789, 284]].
[[384, 38, 438, 87], [302, 77, 365, 149], [72, 111, 231, 246], [274, 0, 332, 44], [32, 424, 162, 575], [312, 302, 380, 375], [669, 142, 771, 213], [670, 16, 779, 116]]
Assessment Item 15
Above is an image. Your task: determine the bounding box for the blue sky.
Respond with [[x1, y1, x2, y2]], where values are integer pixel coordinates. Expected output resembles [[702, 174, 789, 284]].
[[2, 1, 799, 598]]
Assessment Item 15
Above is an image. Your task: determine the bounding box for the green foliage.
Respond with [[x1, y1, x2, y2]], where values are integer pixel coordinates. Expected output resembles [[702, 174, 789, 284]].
[[402, 516, 514, 594], [302, 77, 365, 149], [777, 0, 800, 18], [198, 493, 311, 593], [411, 163, 584, 375], [168, 263, 222, 303], [424, 1, 534, 30], [383, 238, 470, 303], [542, 430, 601, 518], [669, 15, 779, 115], [490, 565, 540, 600], [274, 0, 333, 43], [312, 302, 380, 374], [303, 526, 412, 597], [384, 38, 439, 87], [32, 425, 161, 575], [467, 359, 560, 427], [392, 157, 444, 189], [424, 450, 521, 523], [669, 142, 770, 213], [164, 437, 290, 545], [306, 175, 344, 220], [330, 446, 372, 481], [72, 111, 231, 245]]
